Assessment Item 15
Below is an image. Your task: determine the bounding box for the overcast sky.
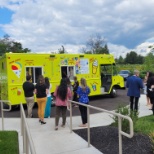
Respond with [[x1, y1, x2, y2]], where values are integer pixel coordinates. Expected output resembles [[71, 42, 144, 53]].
[[0, 0, 154, 57]]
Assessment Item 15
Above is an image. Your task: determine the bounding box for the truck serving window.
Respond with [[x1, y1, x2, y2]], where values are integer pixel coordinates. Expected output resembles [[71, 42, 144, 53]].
[[61, 66, 74, 80], [26, 67, 42, 83]]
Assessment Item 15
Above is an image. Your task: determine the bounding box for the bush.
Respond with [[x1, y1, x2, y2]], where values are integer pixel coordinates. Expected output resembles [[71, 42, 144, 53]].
[[111, 105, 139, 132]]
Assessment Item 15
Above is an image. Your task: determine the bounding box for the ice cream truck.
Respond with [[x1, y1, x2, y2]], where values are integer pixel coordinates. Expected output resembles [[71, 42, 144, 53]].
[[0, 53, 124, 107]]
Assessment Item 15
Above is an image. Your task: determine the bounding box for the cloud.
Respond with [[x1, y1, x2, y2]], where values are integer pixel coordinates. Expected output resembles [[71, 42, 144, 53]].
[[108, 43, 130, 58], [0, 0, 154, 57]]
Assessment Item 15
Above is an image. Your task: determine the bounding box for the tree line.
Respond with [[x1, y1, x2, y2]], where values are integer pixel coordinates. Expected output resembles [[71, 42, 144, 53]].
[[116, 51, 144, 64]]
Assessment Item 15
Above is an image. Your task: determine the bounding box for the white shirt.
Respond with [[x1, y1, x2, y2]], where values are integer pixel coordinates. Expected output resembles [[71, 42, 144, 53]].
[[47, 84, 52, 97]]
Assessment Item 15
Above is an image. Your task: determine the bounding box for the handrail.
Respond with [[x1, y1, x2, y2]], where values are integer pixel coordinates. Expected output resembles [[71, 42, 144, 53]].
[[20, 103, 36, 154], [0, 100, 12, 130], [69, 100, 134, 154]]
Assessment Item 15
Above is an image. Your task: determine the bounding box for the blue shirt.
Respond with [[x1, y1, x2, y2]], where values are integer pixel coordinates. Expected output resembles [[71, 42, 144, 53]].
[[77, 86, 90, 104]]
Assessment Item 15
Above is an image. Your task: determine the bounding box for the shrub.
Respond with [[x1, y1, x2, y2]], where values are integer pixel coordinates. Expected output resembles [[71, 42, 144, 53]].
[[111, 105, 139, 132]]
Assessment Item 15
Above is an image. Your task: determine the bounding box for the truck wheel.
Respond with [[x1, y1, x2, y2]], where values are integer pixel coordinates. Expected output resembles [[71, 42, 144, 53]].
[[110, 87, 117, 98]]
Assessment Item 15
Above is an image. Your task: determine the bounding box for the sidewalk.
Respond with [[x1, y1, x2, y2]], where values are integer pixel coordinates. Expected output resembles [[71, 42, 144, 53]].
[[1, 94, 152, 154]]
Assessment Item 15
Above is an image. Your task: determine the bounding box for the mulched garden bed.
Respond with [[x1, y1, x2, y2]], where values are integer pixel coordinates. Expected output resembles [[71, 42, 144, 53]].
[[73, 126, 154, 154]]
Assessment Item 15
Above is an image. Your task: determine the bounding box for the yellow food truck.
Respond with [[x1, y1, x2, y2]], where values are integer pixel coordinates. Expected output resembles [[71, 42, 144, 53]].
[[0, 53, 124, 107]]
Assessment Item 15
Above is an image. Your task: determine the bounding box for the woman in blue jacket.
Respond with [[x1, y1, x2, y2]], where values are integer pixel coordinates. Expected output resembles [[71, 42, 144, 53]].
[[77, 78, 90, 127]]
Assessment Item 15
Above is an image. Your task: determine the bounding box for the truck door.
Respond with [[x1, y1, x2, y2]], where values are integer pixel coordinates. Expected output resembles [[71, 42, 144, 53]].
[[100, 65, 112, 93]]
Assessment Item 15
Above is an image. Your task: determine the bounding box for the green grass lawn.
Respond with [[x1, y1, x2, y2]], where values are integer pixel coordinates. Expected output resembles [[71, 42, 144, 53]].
[[134, 115, 154, 134], [135, 115, 154, 147], [134, 115, 154, 151], [0, 131, 19, 154]]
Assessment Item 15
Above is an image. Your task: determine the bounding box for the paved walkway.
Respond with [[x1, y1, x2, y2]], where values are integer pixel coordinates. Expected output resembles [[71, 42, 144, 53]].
[[1, 94, 152, 154]]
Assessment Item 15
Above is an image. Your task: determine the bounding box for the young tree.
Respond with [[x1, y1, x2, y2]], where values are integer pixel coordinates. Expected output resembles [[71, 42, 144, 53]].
[[117, 56, 124, 64], [58, 45, 67, 54], [84, 34, 109, 54], [137, 55, 144, 64]]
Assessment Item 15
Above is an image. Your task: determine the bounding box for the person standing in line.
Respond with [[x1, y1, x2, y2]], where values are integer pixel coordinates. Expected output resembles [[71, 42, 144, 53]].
[[146, 72, 153, 109], [22, 75, 35, 118], [77, 78, 90, 127], [66, 77, 73, 92], [126, 70, 143, 112], [144, 72, 150, 106], [66, 77, 73, 99], [144, 71, 152, 108], [54, 78, 72, 130], [72, 76, 79, 107], [34, 75, 48, 124], [44, 77, 52, 118], [147, 72, 154, 113]]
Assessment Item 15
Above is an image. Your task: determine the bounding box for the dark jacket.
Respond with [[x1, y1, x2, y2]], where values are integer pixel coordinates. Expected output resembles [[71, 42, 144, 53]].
[[126, 75, 143, 97], [147, 76, 154, 98]]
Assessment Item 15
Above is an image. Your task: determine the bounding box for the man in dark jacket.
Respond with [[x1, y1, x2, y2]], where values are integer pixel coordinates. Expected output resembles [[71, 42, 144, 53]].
[[126, 70, 143, 111], [23, 75, 35, 118]]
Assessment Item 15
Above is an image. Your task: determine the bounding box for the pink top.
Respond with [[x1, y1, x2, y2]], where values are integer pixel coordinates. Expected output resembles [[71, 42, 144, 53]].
[[54, 87, 72, 106]]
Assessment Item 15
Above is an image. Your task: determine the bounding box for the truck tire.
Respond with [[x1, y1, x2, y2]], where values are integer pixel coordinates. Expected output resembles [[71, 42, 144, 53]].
[[110, 87, 117, 98]]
